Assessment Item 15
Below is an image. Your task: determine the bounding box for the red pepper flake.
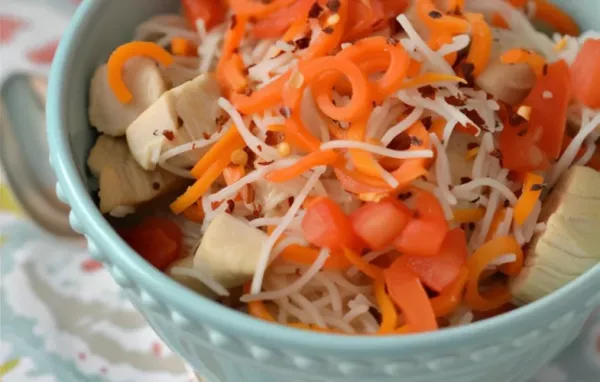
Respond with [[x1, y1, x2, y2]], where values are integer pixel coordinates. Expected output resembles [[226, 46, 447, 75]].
[[418, 85, 436, 100], [410, 135, 423, 146], [216, 115, 229, 127], [78, 352, 87, 361], [152, 182, 161, 191], [467, 142, 480, 150], [468, 222, 476, 231], [398, 192, 413, 201], [177, 116, 184, 127], [265, 131, 285, 146], [517, 128, 528, 137], [326, 0, 341, 12], [463, 109, 486, 128], [322, 26, 334, 34], [308, 2, 323, 18], [530, 183, 546, 191], [460, 177, 472, 184], [257, 145, 263, 152], [445, 95, 466, 107], [428, 10, 443, 19], [386, 37, 399, 46], [542, 63, 548, 76], [257, 160, 275, 166], [230, 15, 238, 29], [152, 342, 163, 357], [294, 37, 311, 50], [279, 107, 292, 118], [226, 200, 235, 214], [288, 196, 295, 206], [202, 132, 211, 139], [388, 132, 412, 151], [100, 367, 108, 375], [162, 130, 175, 141], [81, 259, 103, 272], [421, 116, 433, 130], [459, 62, 475, 85], [503, 199, 510, 208]]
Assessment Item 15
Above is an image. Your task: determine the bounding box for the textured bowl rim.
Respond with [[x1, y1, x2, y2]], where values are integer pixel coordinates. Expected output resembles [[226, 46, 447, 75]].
[[47, 0, 600, 355]]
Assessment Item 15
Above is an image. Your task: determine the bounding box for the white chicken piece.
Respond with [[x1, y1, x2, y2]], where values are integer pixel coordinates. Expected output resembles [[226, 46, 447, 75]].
[[126, 73, 223, 171], [511, 166, 600, 305], [193, 213, 268, 289], [476, 61, 537, 105], [88, 135, 183, 214], [89, 58, 166, 136]]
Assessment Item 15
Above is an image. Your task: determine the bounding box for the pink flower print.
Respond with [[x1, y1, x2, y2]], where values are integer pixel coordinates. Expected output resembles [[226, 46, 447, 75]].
[[26, 40, 60, 65], [81, 259, 103, 272], [0, 15, 28, 44]]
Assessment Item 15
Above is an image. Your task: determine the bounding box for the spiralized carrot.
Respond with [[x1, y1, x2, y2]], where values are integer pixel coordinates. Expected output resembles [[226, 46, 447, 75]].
[[335, 36, 411, 100], [514, 172, 544, 226], [333, 167, 392, 195], [231, 73, 289, 115], [280, 244, 353, 270], [107, 41, 174, 104], [491, 13, 509, 29], [285, 56, 371, 122], [416, 0, 471, 35], [223, 165, 246, 201], [398, 73, 466, 90], [217, 15, 249, 90], [171, 37, 196, 57], [303, 0, 349, 60], [328, 121, 348, 140], [229, 0, 297, 18], [182, 202, 205, 223], [374, 279, 398, 334], [389, 122, 432, 185], [171, 136, 246, 214], [453, 208, 486, 223], [283, 113, 322, 152], [342, 247, 385, 281], [465, 236, 524, 311], [533, 0, 580, 36], [430, 267, 469, 317], [486, 208, 507, 240], [191, 127, 242, 178], [501, 49, 547, 78], [222, 54, 249, 93], [464, 13, 492, 77], [265, 150, 340, 183]]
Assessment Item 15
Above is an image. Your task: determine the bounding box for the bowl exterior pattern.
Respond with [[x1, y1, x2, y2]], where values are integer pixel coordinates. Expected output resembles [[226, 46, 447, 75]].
[[47, 1, 600, 382]]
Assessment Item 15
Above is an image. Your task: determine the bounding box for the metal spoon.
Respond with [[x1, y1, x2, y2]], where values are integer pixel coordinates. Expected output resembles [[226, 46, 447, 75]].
[[0, 73, 79, 238]]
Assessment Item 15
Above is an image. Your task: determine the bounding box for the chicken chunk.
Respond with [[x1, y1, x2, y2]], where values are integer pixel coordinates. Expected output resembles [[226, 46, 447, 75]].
[[88, 136, 183, 213], [476, 61, 537, 105], [89, 58, 166, 136], [193, 213, 268, 289], [511, 166, 600, 305], [126, 73, 223, 171]]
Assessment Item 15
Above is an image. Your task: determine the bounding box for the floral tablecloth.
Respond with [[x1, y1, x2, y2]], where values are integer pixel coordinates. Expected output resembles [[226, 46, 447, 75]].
[[0, 1, 598, 381]]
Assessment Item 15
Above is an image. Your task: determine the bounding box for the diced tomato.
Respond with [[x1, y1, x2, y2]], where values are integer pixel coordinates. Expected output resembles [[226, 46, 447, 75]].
[[385, 258, 438, 332], [251, 0, 314, 39], [525, 60, 572, 159], [393, 190, 449, 257], [404, 228, 468, 293], [302, 197, 363, 251], [182, 0, 227, 31], [350, 198, 412, 250], [120, 217, 183, 270], [498, 103, 551, 172], [333, 168, 391, 195], [571, 39, 600, 109]]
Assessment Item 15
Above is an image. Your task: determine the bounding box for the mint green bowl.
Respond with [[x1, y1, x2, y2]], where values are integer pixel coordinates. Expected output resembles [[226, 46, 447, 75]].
[[47, 1, 600, 381]]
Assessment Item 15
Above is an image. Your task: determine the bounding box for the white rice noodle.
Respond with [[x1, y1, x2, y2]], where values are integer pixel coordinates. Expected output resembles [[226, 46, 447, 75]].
[[380, 107, 424, 146], [453, 177, 518, 205], [275, 297, 312, 324], [209, 158, 297, 202], [534, 222, 547, 234], [218, 98, 280, 160], [493, 207, 514, 239], [434, 188, 455, 221], [412, 179, 438, 193], [250, 217, 284, 228], [199, 24, 226, 73], [323, 317, 356, 334], [378, 163, 401, 189], [513, 222, 527, 246], [248, 168, 327, 295], [436, 34, 470, 57], [466, 0, 556, 59], [549, 115, 600, 187], [320, 140, 434, 159], [271, 265, 301, 275], [347, 249, 391, 278], [301, 89, 330, 142], [575, 141, 597, 167], [366, 100, 393, 139], [359, 315, 380, 334], [249, 52, 295, 83], [289, 293, 327, 328], [314, 274, 343, 317], [430, 133, 458, 207], [471, 133, 494, 180], [397, 91, 454, 121], [478, 169, 509, 248], [169, 267, 230, 297], [244, 248, 330, 301], [327, 273, 372, 295], [343, 304, 370, 324], [442, 119, 459, 147], [437, 97, 481, 136], [396, 15, 455, 74]]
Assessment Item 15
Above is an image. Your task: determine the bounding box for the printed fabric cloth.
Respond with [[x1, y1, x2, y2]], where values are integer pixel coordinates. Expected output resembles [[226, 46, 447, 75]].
[[0, 1, 598, 381]]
